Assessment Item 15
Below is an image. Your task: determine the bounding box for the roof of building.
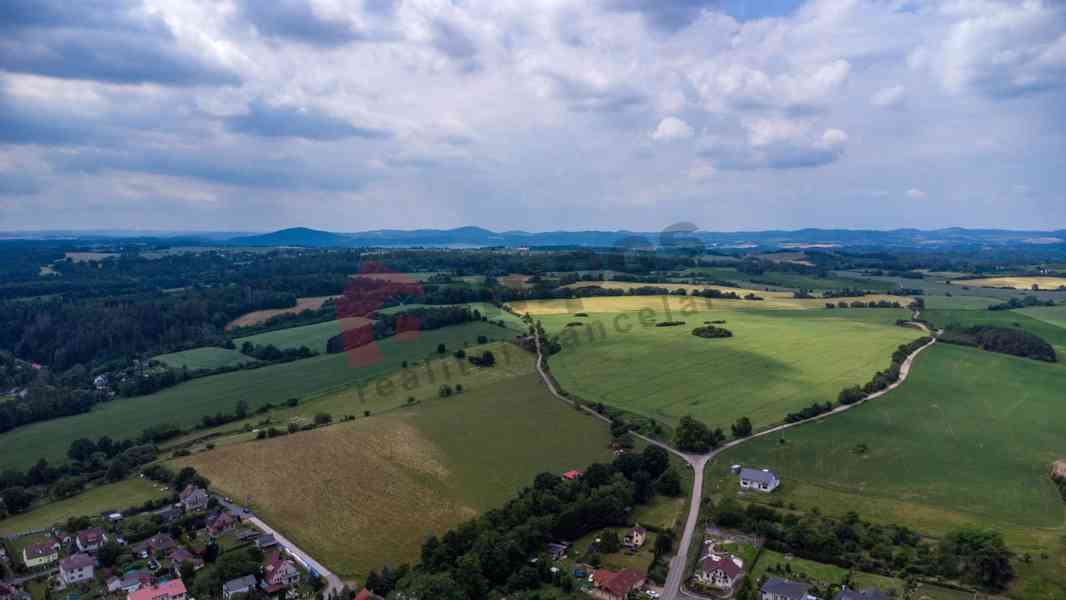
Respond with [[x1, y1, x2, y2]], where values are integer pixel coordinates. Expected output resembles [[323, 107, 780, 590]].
[[222, 575, 258, 594], [263, 552, 295, 580], [127, 579, 187, 600], [77, 528, 106, 545], [23, 541, 58, 559], [739, 467, 778, 484], [562, 470, 584, 480], [180, 485, 208, 501], [354, 589, 382, 600], [0, 582, 20, 597], [146, 533, 177, 550], [61, 553, 95, 571], [256, 534, 277, 547], [700, 553, 744, 579], [761, 577, 810, 599], [591, 568, 645, 597], [835, 588, 889, 600]]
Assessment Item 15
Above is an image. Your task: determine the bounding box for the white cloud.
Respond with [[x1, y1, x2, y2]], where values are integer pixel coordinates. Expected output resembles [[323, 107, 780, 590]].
[[650, 116, 694, 141], [687, 161, 715, 182], [871, 85, 906, 108], [906, 188, 928, 200]]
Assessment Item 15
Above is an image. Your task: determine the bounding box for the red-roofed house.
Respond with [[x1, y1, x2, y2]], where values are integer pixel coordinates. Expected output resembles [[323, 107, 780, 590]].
[[354, 589, 383, 600], [76, 528, 108, 553], [562, 470, 584, 481], [696, 553, 745, 591], [59, 553, 95, 586], [126, 579, 187, 600], [260, 553, 300, 594], [21, 540, 60, 569], [589, 568, 645, 600]]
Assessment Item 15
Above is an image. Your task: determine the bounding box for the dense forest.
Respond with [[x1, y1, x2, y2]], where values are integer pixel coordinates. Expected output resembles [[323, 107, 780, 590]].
[[940, 326, 1056, 362]]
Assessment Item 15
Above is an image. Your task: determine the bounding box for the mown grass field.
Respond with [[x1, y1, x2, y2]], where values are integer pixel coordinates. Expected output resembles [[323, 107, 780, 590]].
[[233, 317, 372, 353], [175, 372, 614, 579], [749, 548, 904, 595], [684, 266, 898, 292], [1018, 305, 1066, 330], [952, 277, 1066, 290], [533, 301, 919, 429], [704, 343, 1066, 599], [226, 295, 337, 330], [154, 346, 257, 370], [0, 321, 513, 470], [0, 478, 167, 536]]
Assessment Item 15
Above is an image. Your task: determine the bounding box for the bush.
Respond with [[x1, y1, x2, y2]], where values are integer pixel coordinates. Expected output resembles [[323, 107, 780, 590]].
[[692, 325, 733, 339], [940, 326, 1055, 362]]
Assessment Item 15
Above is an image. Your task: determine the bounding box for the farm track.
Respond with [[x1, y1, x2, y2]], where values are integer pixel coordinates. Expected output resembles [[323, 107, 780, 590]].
[[533, 317, 936, 600]]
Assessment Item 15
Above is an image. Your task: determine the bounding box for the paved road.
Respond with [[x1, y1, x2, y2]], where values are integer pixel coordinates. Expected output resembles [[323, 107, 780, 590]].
[[532, 322, 938, 600], [218, 498, 346, 596]]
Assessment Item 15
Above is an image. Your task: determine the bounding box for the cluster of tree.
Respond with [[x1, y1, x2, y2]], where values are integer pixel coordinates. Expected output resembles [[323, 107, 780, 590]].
[[0, 381, 107, 434], [655, 321, 686, 327], [239, 341, 315, 361], [825, 300, 903, 309], [1051, 472, 1066, 502], [468, 350, 497, 367], [692, 325, 733, 339], [731, 416, 753, 438], [784, 402, 834, 423], [988, 295, 1056, 311], [141, 464, 211, 493], [364, 448, 677, 600], [674, 415, 726, 452], [714, 501, 1014, 590], [940, 326, 1056, 362]]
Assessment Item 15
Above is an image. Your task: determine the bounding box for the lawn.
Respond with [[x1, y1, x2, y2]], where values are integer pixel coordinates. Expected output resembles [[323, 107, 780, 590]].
[[0, 321, 515, 470], [1018, 304, 1066, 330], [534, 303, 920, 429], [510, 293, 911, 316], [750, 549, 904, 594], [173, 372, 615, 580], [0, 478, 168, 536], [154, 346, 257, 370], [704, 343, 1066, 598]]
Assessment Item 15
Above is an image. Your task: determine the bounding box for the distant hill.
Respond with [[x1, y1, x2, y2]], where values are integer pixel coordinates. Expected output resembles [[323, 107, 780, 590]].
[[220, 227, 1066, 250]]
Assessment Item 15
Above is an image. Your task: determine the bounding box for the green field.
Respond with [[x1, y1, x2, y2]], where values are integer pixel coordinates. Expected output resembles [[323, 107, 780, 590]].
[[175, 371, 614, 579], [1019, 305, 1066, 330], [541, 306, 920, 429], [0, 478, 168, 536], [684, 266, 898, 292], [749, 549, 904, 595], [155, 347, 257, 370], [704, 343, 1066, 598], [234, 319, 358, 353], [0, 321, 514, 470], [922, 308, 1066, 360]]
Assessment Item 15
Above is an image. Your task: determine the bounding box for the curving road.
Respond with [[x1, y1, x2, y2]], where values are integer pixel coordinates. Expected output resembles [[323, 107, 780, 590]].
[[532, 321, 937, 600]]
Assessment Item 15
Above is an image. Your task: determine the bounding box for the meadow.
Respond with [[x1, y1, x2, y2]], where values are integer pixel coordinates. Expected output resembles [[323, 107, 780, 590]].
[[951, 277, 1066, 290], [154, 346, 257, 370], [0, 478, 167, 536], [175, 372, 615, 579], [510, 293, 910, 315], [703, 343, 1066, 598], [233, 317, 372, 353], [683, 266, 898, 292], [0, 321, 512, 470], [531, 299, 919, 429]]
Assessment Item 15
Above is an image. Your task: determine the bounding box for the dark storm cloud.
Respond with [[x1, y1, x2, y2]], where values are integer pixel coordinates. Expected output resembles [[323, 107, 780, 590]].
[[236, 0, 364, 47], [225, 100, 392, 141], [0, 92, 113, 146], [0, 0, 239, 86], [49, 147, 372, 191]]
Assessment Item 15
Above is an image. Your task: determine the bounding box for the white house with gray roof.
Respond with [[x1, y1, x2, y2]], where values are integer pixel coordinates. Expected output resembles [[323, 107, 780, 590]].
[[222, 575, 258, 599], [740, 467, 780, 492], [761, 577, 815, 600]]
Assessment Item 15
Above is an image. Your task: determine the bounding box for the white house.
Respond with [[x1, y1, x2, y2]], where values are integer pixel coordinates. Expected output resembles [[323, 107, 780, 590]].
[[59, 553, 95, 586], [222, 575, 258, 600], [739, 467, 780, 493], [761, 577, 816, 600], [695, 553, 744, 591]]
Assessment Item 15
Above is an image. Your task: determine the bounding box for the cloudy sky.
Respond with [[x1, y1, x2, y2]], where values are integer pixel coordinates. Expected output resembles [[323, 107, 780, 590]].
[[1, 0, 1065, 232]]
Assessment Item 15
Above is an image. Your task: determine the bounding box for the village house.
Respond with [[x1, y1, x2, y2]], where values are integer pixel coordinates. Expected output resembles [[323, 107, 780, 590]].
[[256, 534, 278, 551], [260, 552, 300, 594], [834, 588, 888, 600], [695, 553, 745, 591], [76, 528, 108, 553], [761, 577, 816, 600], [222, 575, 257, 600], [208, 512, 237, 537], [740, 468, 781, 493], [588, 568, 646, 600], [561, 469, 584, 481], [22, 540, 60, 568], [59, 553, 95, 586], [623, 525, 647, 549], [155, 506, 183, 525], [134, 533, 177, 559], [179, 485, 209, 511], [107, 570, 152, 594], [127, 579, 187, 600], [168, 548, 205, 573]]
